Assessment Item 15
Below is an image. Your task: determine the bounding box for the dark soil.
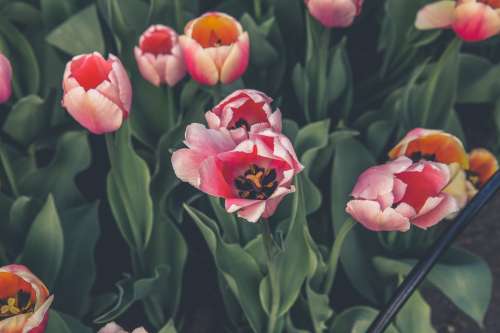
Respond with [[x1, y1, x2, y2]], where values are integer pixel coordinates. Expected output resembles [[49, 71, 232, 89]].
[[425, 193, 500, 333]]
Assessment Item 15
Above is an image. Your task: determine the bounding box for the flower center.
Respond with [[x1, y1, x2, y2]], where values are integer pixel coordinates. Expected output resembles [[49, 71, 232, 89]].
[[140, 29, 173, 55], [410, 151, 436, 163], [234, 164, 278, 200], [481, 0, 500, 8], [0, 272, 36, 321], [191, 14, 239, 48], [230, 118, 250, 131], [466, 170, 481, 188], [71, 54, 112, 91]]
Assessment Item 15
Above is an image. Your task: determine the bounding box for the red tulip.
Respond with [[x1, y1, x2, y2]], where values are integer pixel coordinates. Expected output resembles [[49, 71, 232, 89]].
[[135, 25, 186, 87], [179, 12, 250, 85], [171, 124, 303, 222], [304, 0, 364, 28], [62, 52, 132, 134], [205, 89, 282, 142], [0, 53, 12, 103], [416, 0, 500, 42], [346, 157, 459, 232], [0, 265, 53, 333]]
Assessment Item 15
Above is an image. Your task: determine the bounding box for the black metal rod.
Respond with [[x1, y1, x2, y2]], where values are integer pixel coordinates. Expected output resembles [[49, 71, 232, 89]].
[[368, 170, 500, 333]]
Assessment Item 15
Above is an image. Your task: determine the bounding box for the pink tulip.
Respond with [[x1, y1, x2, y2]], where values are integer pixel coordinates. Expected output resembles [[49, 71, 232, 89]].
[[0, 53, 12, 103], [205, 89, 282, 142], [0, 265, 54, 333], [62, 52, 132, 134], [304, 0, 364, 28], [416, 0, 500, 42], [346, 157, 459, 232], [134, 25, 186, 87], [98, 322, 147, 333], [172, 124, 303, 222], [179, 12, 250, 85]]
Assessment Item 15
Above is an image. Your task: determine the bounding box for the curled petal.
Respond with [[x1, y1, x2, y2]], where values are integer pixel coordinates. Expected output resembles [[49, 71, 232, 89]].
[[220, 32, 250, 84], [184, 123, 236, 155], [23, 295, 54, 333], [179, 36, 218, 85], [346, 200, 411, 232], [412, 194, 459, 229], [171, 149, 207, 187]]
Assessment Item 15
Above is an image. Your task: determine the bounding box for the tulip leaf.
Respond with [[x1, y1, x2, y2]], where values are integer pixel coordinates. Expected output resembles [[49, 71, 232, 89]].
[[158, 319, 178, 333], [331, 137, 385, 303], [457, 54, 500, 104], [107, 123, 154, 251], [20, 195, 64, 291], [3, 95, 49, 145], [329, 306, 400, 333], [47, 310, 93, 333], [40, 0, 73, 29], [46, 4, 104, 55], [395, 287, 435, 333], [2, 2, 41, 26], [240, 14, 278, 67], [184, 204, 265, 333], [19, 131, 91, 210], [373, 246, 492, 327], [55, 203, 100, 318], [93, 266, 169, 323], [306, 279, 334, 333]]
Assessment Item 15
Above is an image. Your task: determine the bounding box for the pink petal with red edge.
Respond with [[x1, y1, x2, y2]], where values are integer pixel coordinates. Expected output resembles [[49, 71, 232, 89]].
[[63, 88, 124, 134], [134, 47, 161, 86], [179, 36, 218, 85], [0, 265, 49, 303], [412, 194, 459, 229], [0, 53, 12, 103], [199, 157, 234, 198], [205, 111, 221, 129], [263, 186, 295, 218], [164, 49, 186, 86], [453, 1, 500, 41], [220, 32, 250, 84], [108, 54, 132, 116], [346, 200, 411, 232], [171, 148, 207, 187], [225, 197, 260, 213], [184, 123, 236, 155], [415, 1, 456, 29], [23, 295, 54, 333], [268, 109, 282, 132], [307, 0, 358, 28]]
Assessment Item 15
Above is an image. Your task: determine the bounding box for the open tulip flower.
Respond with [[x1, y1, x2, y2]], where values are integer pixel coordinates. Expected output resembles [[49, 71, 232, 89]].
[[468, 148, 499, 189], [98, 322, 147, 333], [172, 124, 303, 222], [0, 265, 53, 333], [416, 0, 500, 42], [206, 89, 282, 142], [304, 0, 364, 28], [62, 52, 132, 134], [179, 12, 249, 85], [346, 157, 459, 232], [389, 128, 470, 209], [0, 53, 12, 104], [135, 25, 186, 87]]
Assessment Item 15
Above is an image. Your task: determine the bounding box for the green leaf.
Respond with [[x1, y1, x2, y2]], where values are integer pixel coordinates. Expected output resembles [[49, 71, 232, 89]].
[[3, 95, 49, 145], [40, 0, 73, 29], [19, 131, 91, 210], [20, 195, 64, 290], [373, 246, 492, 327], [56, 203, 100, 318], [331, 137, 384, 303], [46, 310, 93, 333], [457, 54, 500, 104], [94, 266, 168, 323], [240, 14, 278, 67], [210, 197, 240, 244], [107, 124, 154, 251], [0, 19, 40, 95], [2, 2, 41, 25], [330, 306, 400, 333], [159, 319, 178, 333], [4, 196, 39, 253], [395, 288, 435, 333], [184, 204, 265, 333], [306, 280, 333, 333], [46, 5, 105, 55]]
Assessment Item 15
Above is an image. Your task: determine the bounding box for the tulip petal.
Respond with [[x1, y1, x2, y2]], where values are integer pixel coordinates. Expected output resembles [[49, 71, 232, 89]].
[[306, 0, 358, 28], [134, 47, 161, 86], [184, 123, 235, 155], [346, 200, 411, 232], [109, 54, 132, 116], [453, 1, 500, 41], [179, 36, 218, 85], [0, 53, 12, 103], [63, 87, 124, 134], [415, 0, 456, 29], [220, 32, 250, 84], [237, 201, 266, 222], [22, 295, 53, 333], [171, 148, 207, 187], [199, 157, 234, 198], [164, 51, 186, 87], [412, 194, 459, 229]]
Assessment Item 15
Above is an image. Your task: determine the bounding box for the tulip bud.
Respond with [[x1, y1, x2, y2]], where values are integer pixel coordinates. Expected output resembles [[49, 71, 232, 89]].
[[62, 52, 132, 134], [135, 25, 186, 87], [0, 265, 54, 333], [98, 322, 148, 333], [0, 53, 12, 103], [416, 0, 500, 42], [468, 148, 499, 189], [304, 0, 364, 28], [179, 12, 250, 85]]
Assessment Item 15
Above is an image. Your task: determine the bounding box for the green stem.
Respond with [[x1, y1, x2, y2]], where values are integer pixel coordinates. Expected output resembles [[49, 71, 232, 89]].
[[0, 143, 19, 196], [253, 0, 262, 21], [261, 220, 279, 333], [174, 0, 183, 32], [165, 86, 177, 130], [211, 84, 223, 105], [315, 28, 330, 120], [323, 218, 356, 293]]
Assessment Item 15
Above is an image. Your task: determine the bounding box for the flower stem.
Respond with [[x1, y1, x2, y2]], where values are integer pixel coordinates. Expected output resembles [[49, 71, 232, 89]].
[[323, 218, 356, 293], [253, 0, 262, 21], [260, 220, 280, 333], [174, 0, 183, 32], [0, 142, 19, 197], [165, 86, 177, 130]]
